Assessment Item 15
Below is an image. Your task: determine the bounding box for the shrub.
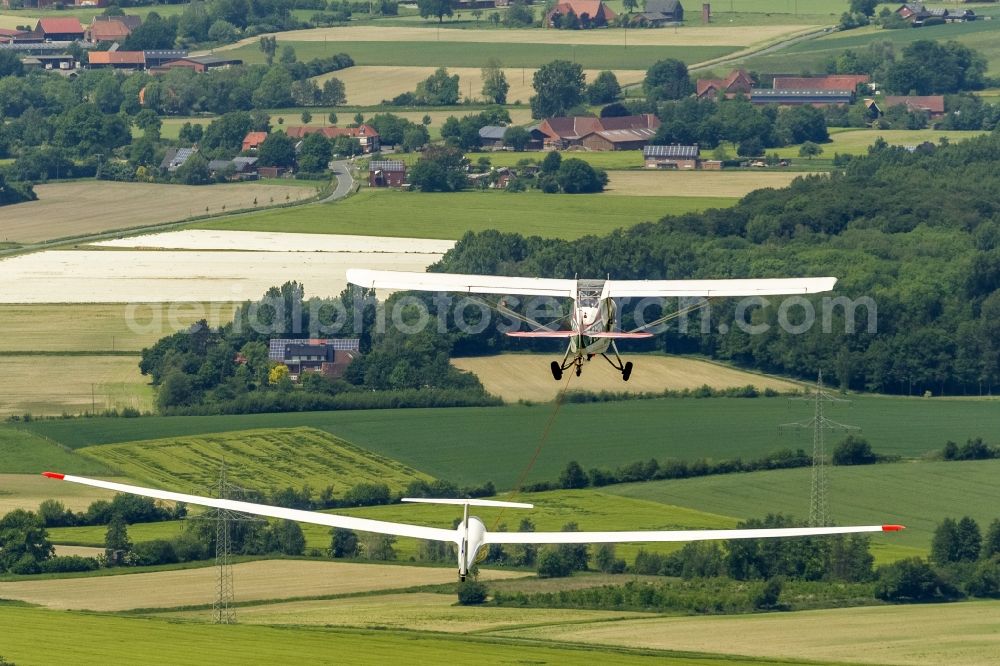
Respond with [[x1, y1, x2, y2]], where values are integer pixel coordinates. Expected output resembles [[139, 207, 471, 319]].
[[456, 580, 488, 605]]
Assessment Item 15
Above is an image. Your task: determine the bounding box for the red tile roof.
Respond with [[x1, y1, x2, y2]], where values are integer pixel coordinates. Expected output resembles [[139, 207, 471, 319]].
[[696, 68, 752, 98], [242, 132, 269, 150], [546, 0, 616, 21], [88, 19, 132, 41], [772, 75, 870, 92], [882, 95, 945, 115], [36, 18, 85, 35], [285, 125, 380, 139], [89, 50, 145, 65], [538, 114, 658, 140]]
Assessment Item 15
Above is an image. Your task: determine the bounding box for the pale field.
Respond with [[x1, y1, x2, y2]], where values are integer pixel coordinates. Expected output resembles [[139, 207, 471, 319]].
[[0, 355, 152, 417], [452, 354, 800, 402], [0, 560, 526, 611], [498, 600, 1000, 666], [161, 592, 655, 632], [317, 66, 646, 106], [0, 474, 117, 515], [604, 170, 804, 198], [0, 246, 446, 303], [0, 303, 240, 352], [237, 24, 812, 47], [93, 229, 455, 254], [0, 182, 317, 244], [52, 545, 104, 558], [0, 13, 33, 28]]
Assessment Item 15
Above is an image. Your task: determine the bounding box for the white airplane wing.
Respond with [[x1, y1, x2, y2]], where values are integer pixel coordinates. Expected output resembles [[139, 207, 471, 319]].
[[347, 269, 576, 298], [602, 277, 837, 299], [44, 473, 901, 548], [43, 473, 455, 543]]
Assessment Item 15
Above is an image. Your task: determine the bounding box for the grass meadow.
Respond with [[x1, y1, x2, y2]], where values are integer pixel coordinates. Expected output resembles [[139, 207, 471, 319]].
[[0, 428, 111, 476], [196, 189, 725, 240], [772, 128, 990, 159], [19, 395, 1000, 487], [77, 427, 432, 494]]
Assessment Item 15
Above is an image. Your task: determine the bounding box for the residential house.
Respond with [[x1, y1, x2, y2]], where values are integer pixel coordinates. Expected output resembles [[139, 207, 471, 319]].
[[34, 18, 85, 41], [643, 144, 701, 169], [161, 55, 242, 73], [894, 3, 971, 24], [545, 0, 617, 28], [285, 125, 380, 153], [88, 51, 146, 70], [882, 95, 945, 118], [242, 132, 269, 153], [630, 0, 684, 26], [207, 157, 258, 180], [369, 160, 407, 187], [86, 15, 140, 43], [696, 68, 753, 99], [536, 114, 661, 150], [772, 74, 870, 93], [268, 338, 361, 380], [160, 147, 196, 172], [750, 89, 855, 106], [478, 126, 508, 149]]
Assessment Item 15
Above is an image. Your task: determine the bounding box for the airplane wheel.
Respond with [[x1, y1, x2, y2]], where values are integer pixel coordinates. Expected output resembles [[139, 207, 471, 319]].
[[622, 361, 633, 382], [575, 365, 582, 377], [550, 361, 563, 381]]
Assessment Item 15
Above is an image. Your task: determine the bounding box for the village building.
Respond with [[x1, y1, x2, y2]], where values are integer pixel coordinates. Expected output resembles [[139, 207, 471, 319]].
[[160, 147, 196, 172], [772, 74, 870, 93], [34, 17, 85, 41], [241, 132, 269, 153], [882, 95, 946, 118], [285, 125, 381, 153], [750, 89, 855, 106], [643, 144, 701, 169], [536, 114, 660, 150], [268, 338, 361, 381], [88, 50, 146, 70], [545, 0, 617, 27], [86, 15, 140, 43], [160, 54, 243, 73], [478, 126, 508, 149], [630, 0, 684, 26], [696, 68, 753, 99], [369, 160, 407, 187]]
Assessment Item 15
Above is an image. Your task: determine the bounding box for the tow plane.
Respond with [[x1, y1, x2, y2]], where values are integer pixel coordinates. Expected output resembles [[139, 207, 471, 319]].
[[43, 472, 902, 581], [347, 270, 837, 381]]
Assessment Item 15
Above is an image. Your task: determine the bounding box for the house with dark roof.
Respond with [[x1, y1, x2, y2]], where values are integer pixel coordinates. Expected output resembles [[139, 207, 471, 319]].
[[88, 50, 146, 70], [696, 68, 752, 99], [269, 338, 361, 380], [208, 156, 258, 180], [536, 114, 660, 150], [285, 125, 380, 153], [751, 89, 855, 107], [160, 147, 196, 172], [630, 0, 684, 26], [643, 144, 701, 169], [144, 50, 188, 67], [34, 18, 85, 41], [478, 126, 508, 149], [369, 160, 407, 187], [772, 74, 870, 93], [545, 0, 617, 27], [882, 95, 945, 117]]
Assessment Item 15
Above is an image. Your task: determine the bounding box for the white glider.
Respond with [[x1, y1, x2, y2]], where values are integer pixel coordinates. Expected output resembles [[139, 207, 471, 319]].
[[43, 472, 901, 580], [347, 269, 836, 381]]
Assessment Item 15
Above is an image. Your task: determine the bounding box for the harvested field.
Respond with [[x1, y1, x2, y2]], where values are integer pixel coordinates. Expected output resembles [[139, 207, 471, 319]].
[[0, 560, 525, 611], [0, 303, 239, 353], [0, 182, 317, 244], [319, 66, 645, 106], [0, 244, 446, 303], [162, 592, 653, 632], [0, 474, 117, 515], [79, 427, 434, 494], [452, 354, 800, 403], [0, 355, 152, 416], [498, 600, 1000, 666], [236, 24, 810, 47], [604, 170, 804, 198], [93, 229, 455, 254], [53, 545, 104, 558]]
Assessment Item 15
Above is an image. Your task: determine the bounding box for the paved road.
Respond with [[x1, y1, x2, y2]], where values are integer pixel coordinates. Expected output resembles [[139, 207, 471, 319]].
[[321, 159, 356, 203]]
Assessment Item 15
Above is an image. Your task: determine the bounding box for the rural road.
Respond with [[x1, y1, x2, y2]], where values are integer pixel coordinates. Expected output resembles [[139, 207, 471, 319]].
[[321, 159, 355, 203]]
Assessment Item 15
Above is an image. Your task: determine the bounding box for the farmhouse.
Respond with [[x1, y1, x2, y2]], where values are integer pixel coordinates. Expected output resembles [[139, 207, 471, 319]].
[[268, 338, 360, 380], [696, 68, 752, 99], [208, 157, 258, 180], [882, 95, 946, 118], [242, 132, 269, 153], [34, 18, 85, 41], [86, 15, 140, 43], [630, 0, 684, 26], [88, 51, 146, 70], [545, 0, 617, 27], [536, 114, 660, 150], [478, 126, 508, 149], [643, 144, 701, 169], [772, 75, 870, 93], [369, 160, 407, 187], [161, 55, 243, 73], [895, 3, 974, 24], [285, 125, 381, 153], [160, 147, 196, 172]]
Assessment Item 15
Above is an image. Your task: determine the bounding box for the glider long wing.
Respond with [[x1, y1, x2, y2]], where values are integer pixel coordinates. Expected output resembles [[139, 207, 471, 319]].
[[347, 269, 576, 298], [602, 277, 837, 299], [42, 473, 456, 543], [43, 473, 901, 546]]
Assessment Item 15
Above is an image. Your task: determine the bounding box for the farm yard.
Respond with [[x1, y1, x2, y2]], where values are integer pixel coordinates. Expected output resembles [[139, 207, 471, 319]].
[[0, 182, 319, 245], [452, 354, 801, 402]]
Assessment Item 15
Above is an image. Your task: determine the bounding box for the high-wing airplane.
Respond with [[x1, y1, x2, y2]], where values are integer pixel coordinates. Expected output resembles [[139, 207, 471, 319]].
[[43, 472, 901, 581], [347, 269, 837, 381]]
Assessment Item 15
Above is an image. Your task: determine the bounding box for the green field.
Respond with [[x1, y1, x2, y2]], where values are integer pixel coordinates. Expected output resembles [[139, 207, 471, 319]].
[[0, 303, 239, 354], [0, 428, 110, 476], [458, 151, 647, 170], [226, 40, 737, 70], [741, 15, 1000, 74], [19, 395, 1000, 488], [609, 458, 1000, 552], [196, 189, 724, 240], [772, 128, 990, 159], [78, 427, 432, 494]]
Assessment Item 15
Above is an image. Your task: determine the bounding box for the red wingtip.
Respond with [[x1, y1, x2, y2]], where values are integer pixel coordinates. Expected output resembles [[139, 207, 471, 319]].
[[42, 471, 65, 480], [882, 524, 905, 532]]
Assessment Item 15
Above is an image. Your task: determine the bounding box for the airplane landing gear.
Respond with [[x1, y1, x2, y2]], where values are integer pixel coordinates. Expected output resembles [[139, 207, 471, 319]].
[[575, 364, 582, 377], [550, 361, 563, 381], [622, 361, 633, 382]]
